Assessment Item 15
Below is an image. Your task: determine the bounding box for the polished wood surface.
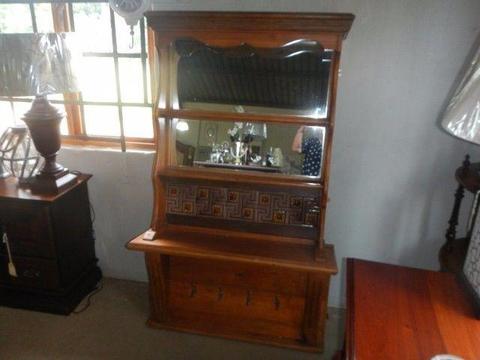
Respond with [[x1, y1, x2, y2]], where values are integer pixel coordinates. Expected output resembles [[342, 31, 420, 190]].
[[129, 11, 354, 352], [128, 231, 337, 273], [346, 258, 480, 360], [0, 174, 91, 202]]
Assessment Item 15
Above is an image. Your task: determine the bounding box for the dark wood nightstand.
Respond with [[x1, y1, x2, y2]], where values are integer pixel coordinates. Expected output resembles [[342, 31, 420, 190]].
[[440, 155, 480, 274], [0, 174, 102, 315]]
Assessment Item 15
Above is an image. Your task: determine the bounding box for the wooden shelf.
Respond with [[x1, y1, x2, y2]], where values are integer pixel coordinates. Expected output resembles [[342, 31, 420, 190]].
[[157, 108, 331, 127], [158, 166, 323, 190], [127, 229, 337, 273]]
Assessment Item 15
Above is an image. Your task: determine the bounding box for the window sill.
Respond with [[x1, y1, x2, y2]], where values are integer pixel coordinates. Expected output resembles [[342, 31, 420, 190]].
[[62, 136, 155, 154]]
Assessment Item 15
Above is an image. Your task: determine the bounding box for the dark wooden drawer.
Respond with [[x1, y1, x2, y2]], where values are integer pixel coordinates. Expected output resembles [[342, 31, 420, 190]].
[[0, 203, 55, 258], [169, 256, 307, 296], [0, 255, 60, 290]]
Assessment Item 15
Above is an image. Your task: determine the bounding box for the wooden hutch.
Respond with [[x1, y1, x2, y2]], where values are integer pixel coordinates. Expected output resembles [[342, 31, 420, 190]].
[[128, 11, 354, 352]]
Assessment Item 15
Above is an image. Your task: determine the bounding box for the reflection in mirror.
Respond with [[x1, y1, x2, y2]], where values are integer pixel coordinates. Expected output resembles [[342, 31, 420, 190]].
[[174, 39, 333, 119], [174, 119, 325, 178]]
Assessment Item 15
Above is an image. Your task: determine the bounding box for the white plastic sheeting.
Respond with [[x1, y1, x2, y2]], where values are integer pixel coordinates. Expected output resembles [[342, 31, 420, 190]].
[[441, 45, 480, 144], [0, 33, 78, 97]]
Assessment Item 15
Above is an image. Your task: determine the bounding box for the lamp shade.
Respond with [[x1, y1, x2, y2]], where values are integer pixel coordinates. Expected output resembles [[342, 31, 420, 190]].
[[441, 45, 480, 144], [0, 33, 78, 97]]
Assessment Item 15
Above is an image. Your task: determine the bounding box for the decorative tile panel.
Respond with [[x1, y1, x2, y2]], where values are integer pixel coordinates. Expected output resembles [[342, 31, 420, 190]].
[[166, 183, 320, 227]]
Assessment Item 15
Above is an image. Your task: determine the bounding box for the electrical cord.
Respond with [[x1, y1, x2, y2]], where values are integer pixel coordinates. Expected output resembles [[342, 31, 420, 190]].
[[73, 280, 104, 314]]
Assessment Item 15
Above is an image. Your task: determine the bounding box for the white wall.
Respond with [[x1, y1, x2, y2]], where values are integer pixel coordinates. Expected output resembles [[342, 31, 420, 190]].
[[59, 0, 480, 308]]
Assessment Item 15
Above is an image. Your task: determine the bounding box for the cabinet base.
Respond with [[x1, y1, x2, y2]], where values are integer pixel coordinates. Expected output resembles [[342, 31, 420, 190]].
[[147, 318, 323, 353], [0, 265, 102, 315]]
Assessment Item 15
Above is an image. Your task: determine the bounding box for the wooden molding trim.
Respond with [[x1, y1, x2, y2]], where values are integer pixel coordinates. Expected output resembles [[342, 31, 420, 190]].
[[146, 11, 355, 37]]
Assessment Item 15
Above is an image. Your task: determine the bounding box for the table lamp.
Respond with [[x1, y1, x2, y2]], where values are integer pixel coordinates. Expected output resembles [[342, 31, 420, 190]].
[[0, 33, 79, 193], [441, 44, 480, 144]]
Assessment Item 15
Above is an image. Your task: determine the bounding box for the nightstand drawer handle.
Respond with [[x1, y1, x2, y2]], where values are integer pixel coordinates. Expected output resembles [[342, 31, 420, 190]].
[[189, 282, 197, 298], [274, 295, 281, 310], [245, 290, 252, 306], [23, 269, 40, 278]]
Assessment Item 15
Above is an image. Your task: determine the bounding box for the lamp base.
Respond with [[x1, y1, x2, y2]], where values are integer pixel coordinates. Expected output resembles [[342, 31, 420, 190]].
[[29, 169, 78, 194]]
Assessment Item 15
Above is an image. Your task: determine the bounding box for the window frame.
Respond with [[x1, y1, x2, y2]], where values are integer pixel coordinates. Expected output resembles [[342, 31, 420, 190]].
[[0, 0, 155, 151]]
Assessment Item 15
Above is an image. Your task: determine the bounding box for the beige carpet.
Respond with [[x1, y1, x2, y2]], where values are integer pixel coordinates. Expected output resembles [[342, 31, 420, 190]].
[[0, 278, 345, 360]]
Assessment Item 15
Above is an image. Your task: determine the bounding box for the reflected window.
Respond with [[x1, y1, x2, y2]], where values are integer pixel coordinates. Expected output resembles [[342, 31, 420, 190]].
[[174, 39, 333, 119]]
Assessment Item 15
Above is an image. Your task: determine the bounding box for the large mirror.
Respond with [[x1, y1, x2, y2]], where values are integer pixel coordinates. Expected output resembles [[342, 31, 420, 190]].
[[173, 39, 333, 119], [174, 119, 325, 177]]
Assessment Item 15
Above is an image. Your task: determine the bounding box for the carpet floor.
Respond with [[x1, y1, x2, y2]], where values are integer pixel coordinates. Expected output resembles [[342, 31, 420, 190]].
[[0, 278, 345, 360]]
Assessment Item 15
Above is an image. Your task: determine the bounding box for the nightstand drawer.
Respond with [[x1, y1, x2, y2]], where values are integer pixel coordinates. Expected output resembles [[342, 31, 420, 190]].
[[0, 255, 60, 290], [0, 204, 55, 258]]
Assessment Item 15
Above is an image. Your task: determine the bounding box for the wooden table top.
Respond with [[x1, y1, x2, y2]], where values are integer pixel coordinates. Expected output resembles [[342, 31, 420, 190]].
[[0, 173, 91, 202], [346, 258, 480, 360]]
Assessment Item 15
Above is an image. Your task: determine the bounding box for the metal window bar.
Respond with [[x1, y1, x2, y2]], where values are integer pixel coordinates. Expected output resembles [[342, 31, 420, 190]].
[[0, 0, 153, 151], [28, 2, 38, 32], [109, 7, 126, 152]]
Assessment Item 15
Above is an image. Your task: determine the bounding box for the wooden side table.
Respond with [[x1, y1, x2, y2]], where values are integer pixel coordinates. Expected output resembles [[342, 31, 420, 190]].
[[345, 258, 480, 359], [0, 175, 102, 315], [440, 155, 480, 273]]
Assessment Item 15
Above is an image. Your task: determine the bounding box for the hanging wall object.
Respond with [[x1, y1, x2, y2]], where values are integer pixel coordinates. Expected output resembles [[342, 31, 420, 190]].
[[109, 0, 151, 26]]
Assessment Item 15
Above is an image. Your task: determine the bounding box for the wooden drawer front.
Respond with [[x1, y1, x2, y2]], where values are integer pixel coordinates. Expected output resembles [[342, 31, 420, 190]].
[[167, 280, 306, 340], [0, 255, 59, 290], [169, 257, 307, 296], [0, 204, 55, 258]]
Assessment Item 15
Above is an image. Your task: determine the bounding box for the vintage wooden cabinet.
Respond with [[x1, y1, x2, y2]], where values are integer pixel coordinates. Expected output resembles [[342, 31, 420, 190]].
[[0, 175, 101, 315], [128, 11, 354, 352]]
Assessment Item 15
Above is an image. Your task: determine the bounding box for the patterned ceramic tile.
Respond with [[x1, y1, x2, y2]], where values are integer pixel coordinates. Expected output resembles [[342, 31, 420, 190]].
[[166, 183, 320, 227]]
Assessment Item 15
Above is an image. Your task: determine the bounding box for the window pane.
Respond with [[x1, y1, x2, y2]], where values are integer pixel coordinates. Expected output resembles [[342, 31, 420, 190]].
[[13, 101, 33, 124], [34, 4, 54, 33], [0, 4, 33, 33], [122, 107, 153, 138], [72, 3, 112, 53], [146, 58, 151, 103], [119, 58, 144, 103], [84, 105, 120, 137], [0, 101, 15, 133], [114, 13, 141, 54], [79, 57, 117, 102], [54, 104, 69, 135], [49, 93, 65, 101], [60, 116, 69, 135]]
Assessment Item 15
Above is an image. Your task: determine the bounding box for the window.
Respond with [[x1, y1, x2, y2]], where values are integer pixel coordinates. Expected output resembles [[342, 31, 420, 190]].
[[0, 1, 154, 151]]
